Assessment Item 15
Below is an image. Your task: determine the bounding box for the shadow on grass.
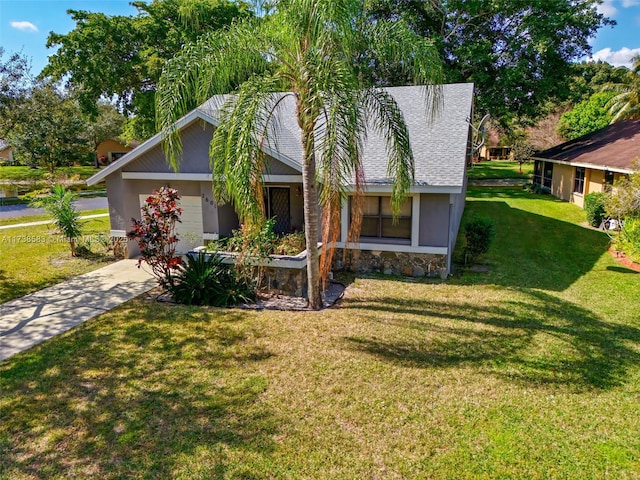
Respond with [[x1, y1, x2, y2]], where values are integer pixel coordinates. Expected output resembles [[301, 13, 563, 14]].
[[453, 199, 610, 291], [0, 269, 69, 304], [0, 303, 276, 479], [606, 265, 638, 274], [342, 289, 640, 391]]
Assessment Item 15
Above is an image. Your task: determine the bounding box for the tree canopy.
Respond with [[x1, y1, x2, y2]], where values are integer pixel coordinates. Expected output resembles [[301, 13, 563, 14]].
[[557, 91, 616, 140], [365, 0, 610, 129], [44, 0, 251, 140]]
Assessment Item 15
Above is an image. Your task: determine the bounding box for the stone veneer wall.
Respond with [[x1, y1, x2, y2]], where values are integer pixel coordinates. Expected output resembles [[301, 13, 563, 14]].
[[333, 248, 448, 278], [260, 266, 308, 297]]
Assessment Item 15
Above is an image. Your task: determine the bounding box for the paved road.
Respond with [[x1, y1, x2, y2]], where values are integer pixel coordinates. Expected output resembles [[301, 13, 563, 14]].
[[0, 197, 108, 219]]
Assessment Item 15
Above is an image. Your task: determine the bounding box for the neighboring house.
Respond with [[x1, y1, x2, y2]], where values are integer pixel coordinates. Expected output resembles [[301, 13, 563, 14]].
[[0, 140, 14, 164], [96, 138, 137, 165], [533, 119, 640, 208], [87, 83, 474, 278]]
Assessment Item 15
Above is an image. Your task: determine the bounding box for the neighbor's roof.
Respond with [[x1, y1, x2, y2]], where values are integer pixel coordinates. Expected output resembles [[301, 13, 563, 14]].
[[88, 83, 474, 190], [0, 140, 10, 151], [535, 119, 640, 173]]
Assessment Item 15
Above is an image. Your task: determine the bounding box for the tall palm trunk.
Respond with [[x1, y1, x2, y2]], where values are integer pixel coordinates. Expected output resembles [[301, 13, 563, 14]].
[[301, 122, 322, 309]]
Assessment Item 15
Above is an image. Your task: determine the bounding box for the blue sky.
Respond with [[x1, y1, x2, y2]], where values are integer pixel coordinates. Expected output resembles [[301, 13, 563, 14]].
[[1, 0, 639, 75]]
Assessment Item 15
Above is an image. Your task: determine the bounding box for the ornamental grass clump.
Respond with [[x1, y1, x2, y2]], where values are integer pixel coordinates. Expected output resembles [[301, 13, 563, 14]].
[[168, 251, 256, 306]]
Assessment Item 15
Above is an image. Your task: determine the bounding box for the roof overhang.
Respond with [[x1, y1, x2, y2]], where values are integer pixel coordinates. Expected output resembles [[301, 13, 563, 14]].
[[532, 156, 636, 175], [86, 107, 302, 187]]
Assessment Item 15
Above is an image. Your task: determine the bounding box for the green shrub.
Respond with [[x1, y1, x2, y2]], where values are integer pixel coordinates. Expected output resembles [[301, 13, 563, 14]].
[[615, 217, 640, 264], [584, 192, 607, 227], [464, 215, 496, 264], [168, 252, 256, 306]]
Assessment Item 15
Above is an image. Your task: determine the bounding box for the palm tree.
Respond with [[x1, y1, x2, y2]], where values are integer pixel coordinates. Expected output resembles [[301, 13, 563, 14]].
[[604, 56, 640, 121], [156, 0, 442, 309]]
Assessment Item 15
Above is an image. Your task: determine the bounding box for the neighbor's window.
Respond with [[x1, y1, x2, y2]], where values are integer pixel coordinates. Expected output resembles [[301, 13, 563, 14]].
[[574, 167, 586, 194], [605, 170, 615, 186], [353, 196, 412, 240]]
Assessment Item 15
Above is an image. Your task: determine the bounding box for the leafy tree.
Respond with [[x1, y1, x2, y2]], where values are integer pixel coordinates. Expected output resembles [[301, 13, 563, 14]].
[[6, 81, 93, 172], [557, 91, 615, 140], [85, 103, 127, 166], [509, 136, 535, 174], [157, 0, 442, 309], [0, 48, 32, 138], [606, 170, 640, 263], [44, 0, 251, 140], [606, 170, 640, 222], [602, 57, 640, 121], [365, 0, 609, 128], [32, 185, 83, 256], [128, 187, 185, 290], [567, 60, 630, 105]]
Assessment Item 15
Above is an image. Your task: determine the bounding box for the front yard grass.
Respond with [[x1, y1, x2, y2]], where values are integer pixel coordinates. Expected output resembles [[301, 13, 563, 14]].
[[468, 160, 534, 180], [0, 215, 113, 303], [1, 187, 639, 479]]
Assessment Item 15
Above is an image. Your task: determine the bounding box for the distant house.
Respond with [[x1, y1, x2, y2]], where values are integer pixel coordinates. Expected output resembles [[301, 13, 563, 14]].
[[533, 119, 640, 208], [96, 139, 137, 165], [0, 140, 14, 164], [87, 83, 475, 278]]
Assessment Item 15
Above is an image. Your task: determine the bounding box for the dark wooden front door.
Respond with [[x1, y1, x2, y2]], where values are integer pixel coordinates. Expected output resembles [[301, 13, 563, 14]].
[[268, 187, 291, 234]]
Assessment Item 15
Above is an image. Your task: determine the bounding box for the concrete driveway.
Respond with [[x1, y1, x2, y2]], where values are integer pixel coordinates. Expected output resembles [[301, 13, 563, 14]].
[[0, 260, 156, 362]]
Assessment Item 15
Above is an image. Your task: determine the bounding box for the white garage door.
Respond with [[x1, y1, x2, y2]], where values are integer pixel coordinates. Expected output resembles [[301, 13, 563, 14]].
[[139, 194, 203, 254]]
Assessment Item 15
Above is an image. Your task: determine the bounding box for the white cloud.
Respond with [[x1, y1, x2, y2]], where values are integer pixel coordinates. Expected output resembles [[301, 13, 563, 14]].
[[590, 47, 640, 67], [10, 21, 38, 32], [598, 0, 617, 17], [622, 0, 640, 7]]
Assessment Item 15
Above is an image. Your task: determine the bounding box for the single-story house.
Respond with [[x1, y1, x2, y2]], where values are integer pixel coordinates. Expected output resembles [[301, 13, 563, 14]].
[[87, 83, 474, 278], [96, 138, 137, 165], [533, 119, 640, 208]]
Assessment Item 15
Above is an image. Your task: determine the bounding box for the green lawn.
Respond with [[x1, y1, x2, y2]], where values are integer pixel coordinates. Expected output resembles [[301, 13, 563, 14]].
[[0, 215, 114, 303], [0, 166, 100, 182], [468, 160, 534, 180], [1, 187, 639, 479]]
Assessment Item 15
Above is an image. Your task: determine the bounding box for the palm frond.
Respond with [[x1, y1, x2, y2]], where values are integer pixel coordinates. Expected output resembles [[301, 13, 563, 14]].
[[209, 75, 288, 225], [156, 19, 269, 171], [361, 88, 415, 214]]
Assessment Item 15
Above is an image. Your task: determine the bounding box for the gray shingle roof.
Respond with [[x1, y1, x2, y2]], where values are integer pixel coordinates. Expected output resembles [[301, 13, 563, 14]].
[[88, 83, 473, 189], [198, 84, 473, 188]]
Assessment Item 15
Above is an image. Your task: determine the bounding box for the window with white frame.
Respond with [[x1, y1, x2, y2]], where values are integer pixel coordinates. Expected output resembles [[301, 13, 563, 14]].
[[351, 196, 412, 240], [574, 167, 585, 194]]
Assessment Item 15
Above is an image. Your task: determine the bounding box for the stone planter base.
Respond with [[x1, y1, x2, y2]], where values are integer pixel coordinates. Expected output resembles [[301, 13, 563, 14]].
[[191, 246, 313, 298], [333, 248, 447, 278]]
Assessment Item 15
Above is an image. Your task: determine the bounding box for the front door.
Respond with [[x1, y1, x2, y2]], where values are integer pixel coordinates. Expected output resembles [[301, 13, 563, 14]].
[[268, 187, 291, 234]]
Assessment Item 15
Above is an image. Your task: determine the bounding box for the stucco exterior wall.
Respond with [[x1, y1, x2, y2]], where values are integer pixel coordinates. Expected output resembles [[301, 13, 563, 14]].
[[418, 194, 450, 247], [551, 163, 574, 202], [97, 139, 132, 162], [0, 147, 13, 162], [587, 169, 605, 194]]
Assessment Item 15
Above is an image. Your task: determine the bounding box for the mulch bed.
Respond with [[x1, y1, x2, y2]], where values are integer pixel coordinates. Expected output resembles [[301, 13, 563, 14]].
[[609, 248, 640, 272]]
